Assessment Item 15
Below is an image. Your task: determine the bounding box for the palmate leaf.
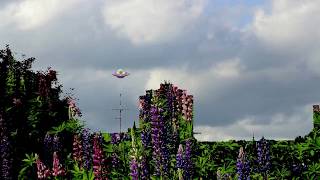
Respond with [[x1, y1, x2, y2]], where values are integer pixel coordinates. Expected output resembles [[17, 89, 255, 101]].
[[49, 119, 83, 134], [18, 153, 37, 180]]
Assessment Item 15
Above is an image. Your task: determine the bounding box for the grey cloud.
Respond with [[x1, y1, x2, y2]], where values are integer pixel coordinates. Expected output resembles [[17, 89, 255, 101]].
[[1, 0, 318, 139]]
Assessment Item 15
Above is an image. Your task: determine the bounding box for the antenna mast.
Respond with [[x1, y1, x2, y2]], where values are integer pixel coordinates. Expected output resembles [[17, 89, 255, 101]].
[[112, 93, 129, 133]]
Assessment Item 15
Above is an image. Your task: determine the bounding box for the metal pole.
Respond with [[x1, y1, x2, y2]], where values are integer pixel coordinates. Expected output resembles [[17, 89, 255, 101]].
[[120, 93, 122, 133], [112, 93, 128, 134]]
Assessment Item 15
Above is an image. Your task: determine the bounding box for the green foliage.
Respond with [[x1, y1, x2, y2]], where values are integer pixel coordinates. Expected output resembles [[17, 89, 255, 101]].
[[313, 112, 320, 129], [70, 163, 95, 180], [18, 153, 37, 180], [49, 119, 84, 134]]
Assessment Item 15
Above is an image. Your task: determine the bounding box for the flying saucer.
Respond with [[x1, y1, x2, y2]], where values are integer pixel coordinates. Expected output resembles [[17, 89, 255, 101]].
[[112, 69, 130, 78]]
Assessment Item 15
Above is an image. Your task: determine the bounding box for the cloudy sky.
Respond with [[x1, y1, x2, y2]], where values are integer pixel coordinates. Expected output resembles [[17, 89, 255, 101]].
[[1, 0, 319, 141]]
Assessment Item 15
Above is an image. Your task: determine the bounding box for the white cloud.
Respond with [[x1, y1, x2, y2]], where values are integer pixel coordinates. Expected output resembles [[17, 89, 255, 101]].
[[194, 104, 313, 141], [252, 0, 320, 49], [0, 0, 80, 30], [102, 0, 205, 45]]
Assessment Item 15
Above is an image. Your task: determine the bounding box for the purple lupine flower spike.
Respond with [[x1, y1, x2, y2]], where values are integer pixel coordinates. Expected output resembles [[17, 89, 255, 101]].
[[111, 133, 121, 145], [140, 156, 150, 180], [176, 144, 184, 180], [111, 153, 120, 169], [141, 129, 151, 149], [236, 147, 250, 180], [130, 127, 139, 180], [0, 114, 13, 180], [43, 133, 52, 165], [176, 144, 184, 169], [150, 105, 164, 176], [256, 137, 271, 178], [184, 139, 194, 179], [1, 135, 13, 180], [81, 129, 92, 170], [53, 134, 61, 153], [130, 158, 139, 180]]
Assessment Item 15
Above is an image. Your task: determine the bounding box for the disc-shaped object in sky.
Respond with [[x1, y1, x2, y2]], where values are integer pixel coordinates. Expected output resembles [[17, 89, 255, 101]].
[[112, 69, 130, 78]]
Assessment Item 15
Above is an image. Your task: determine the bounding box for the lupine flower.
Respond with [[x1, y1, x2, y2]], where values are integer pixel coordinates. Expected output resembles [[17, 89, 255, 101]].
[[138, 96, 145, 118], [236, 147, 250, 180], [73, 134, 82, 166], [111, 133, 121, 145], [44, 133, 52, 152], [291, 162, 307, 176], [141, 129, 151, 149], [176, 144, 184, 169], [111, 153, 120, 169], [0, 135, 13, 180], [130, 127, 139, 180], [52, 152, 65, 177], [186, 95, 193, 122], [43, 133, 52, 165], [0, 113, 5, 137], [81, 129, 92, 170], [256, 137, 271, 176], [38, 73, 49, 98], [67, 97, 82, 118], [138, 95, 148, 122], [130, 158, 139, 180], [140, 156, 150, 180], [36, 156, 51, 179], [184, 139, 194, 179], [53, 134, 61, 154], [150, 105, 169, 176], [176, 144, 184, 180], [93, 133, 107, 180]]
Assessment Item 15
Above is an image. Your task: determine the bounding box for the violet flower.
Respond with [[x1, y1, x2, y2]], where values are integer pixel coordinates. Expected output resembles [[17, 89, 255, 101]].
[[150, 105, 169, 176], [111, 133, 121, 145], [43, 133, 52, 165], [111, 153, 120, 169], [53, 134, 61, 154], [176, 144, 184, 169], [141, 129, 151, 149], [176, 144, 184, 180], [81, 129, 92, 170], [130, 126, 140, 180], [140, 156, 149, 180], [236, 147, 250, 180], [0, 135, 13, 180], [256, 137, 271, 176], [183, 139, 194, 179], [130, 158, 139, 180]]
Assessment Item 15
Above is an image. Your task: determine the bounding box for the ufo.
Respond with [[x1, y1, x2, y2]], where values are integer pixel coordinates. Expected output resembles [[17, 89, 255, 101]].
[[112, 69, 130, 78]]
